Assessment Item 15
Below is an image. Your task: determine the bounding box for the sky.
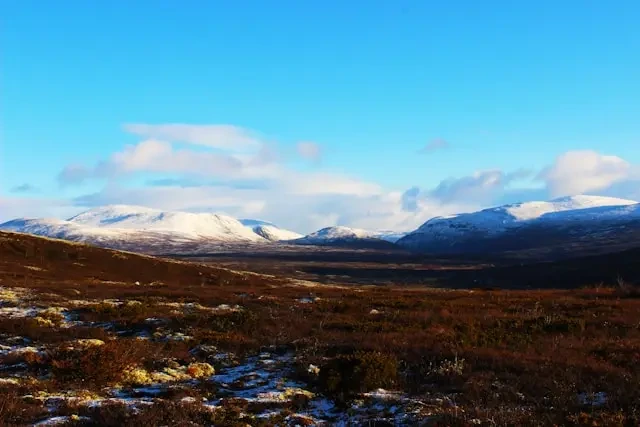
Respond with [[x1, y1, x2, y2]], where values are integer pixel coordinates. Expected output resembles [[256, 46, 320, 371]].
[[2, 1, 640, 233]]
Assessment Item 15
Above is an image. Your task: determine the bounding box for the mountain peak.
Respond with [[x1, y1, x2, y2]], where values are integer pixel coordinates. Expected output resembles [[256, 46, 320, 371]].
[[398, 195, 640, 255], [61, 205, 264, 241], [546, 194, 637, 206], [305, 226, 372, 240]]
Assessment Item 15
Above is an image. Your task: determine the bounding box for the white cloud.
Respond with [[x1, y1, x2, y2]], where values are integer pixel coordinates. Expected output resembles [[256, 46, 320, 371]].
[[283, 171, 382, 196], [332, 191, 473, 232], [42, 126, 640, 235], [71, 184, 468, 234], [123, 124, 261, 151], [58, 139, 281, 185], [111, 139, 244, 176], [296, 141, 322, 161], [0, 196, 77, 223], [539, 150, 632, 197], [430, 169, 514, 204]]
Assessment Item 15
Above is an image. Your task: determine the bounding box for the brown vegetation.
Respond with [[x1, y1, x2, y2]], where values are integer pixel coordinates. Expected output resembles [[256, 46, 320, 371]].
[[1, 231, 640, 425]]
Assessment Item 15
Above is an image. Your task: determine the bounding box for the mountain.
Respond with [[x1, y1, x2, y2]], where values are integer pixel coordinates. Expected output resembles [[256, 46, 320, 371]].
[[397, 195, 640, 259], [373, 231, 408, 243], [298, 226, 374, 242], [237, 218, 304, 242], [0, 205, 308, 252], [66, 205, 264, 241], [0, 218, 136, 242], [5, 195, 640, 260], [0, 206, 273, 253], [295, 226, 407, 244], [292, 226, 399, 249]]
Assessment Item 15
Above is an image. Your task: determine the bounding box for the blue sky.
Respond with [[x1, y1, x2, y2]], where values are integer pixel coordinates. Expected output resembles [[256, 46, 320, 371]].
[[2, 1, 640, 232]]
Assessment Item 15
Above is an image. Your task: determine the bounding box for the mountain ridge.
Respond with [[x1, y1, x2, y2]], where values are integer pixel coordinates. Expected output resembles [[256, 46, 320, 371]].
[[2, 195, 640, 259], [397, 195, 640, 258]]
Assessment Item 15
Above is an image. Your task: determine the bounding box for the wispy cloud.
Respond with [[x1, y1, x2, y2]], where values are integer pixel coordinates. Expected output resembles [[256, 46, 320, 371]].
[[296, 141, 322, 162], [57, 164, 94, 186], [420, 138, 450, 153], [122, 124, 262, 151], [10, 184, 39, 194]]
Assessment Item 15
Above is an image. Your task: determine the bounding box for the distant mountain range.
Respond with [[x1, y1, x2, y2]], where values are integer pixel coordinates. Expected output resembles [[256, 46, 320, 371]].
[[2, 195, 640, 260], [397, 195, 640, 259]]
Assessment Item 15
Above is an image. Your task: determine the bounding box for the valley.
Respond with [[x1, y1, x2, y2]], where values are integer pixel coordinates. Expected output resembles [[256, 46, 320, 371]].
[[1, 231, 639, 425]]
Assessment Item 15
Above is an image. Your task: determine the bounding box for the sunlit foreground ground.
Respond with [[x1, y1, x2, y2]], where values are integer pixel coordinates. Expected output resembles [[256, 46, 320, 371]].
[[1, 231, 639, 426]]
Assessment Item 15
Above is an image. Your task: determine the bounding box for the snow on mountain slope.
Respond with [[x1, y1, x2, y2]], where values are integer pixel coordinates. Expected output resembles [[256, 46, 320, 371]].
[[538, 201, 640, 223], [297, 226, 377, 243], [67, 205, 265, 242], [291, 226, 401, 249], [0, 218, 139, 242], [292, 226, 405, 244], [68, 205, 163, 226], [412, 195, 638, 236], [237, 218, 303, 241], [397, 195, 640, 254], [5, 195, 639, 257], [0, 206, 316, 251], [372, 231, 408, 243], [498, 195, 637, 221], [252, 225, 303, 242]]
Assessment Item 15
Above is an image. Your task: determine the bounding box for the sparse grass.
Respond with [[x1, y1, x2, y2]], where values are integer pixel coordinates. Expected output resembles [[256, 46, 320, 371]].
[[2, 231, 640, 425]]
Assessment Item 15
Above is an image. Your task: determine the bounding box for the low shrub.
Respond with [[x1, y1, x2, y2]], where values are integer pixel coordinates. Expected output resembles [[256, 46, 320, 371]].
[[318, 351, 398, 404], [0, 389, 49, 425], [47, 339, 156, 388]]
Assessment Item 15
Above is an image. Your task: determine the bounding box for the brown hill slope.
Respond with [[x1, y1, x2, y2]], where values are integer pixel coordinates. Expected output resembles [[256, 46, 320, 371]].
[[0, 231, 286, 298]]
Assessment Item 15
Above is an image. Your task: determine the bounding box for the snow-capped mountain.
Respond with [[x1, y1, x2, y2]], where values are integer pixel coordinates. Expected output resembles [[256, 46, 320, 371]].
[[0, 205, 311, 253], [3, 195, 640, 259], [294, 226, 407, 244], [0, 206, 294, 254], [410, 195, 637, 236], [397, 195, 640, 258], [291, 226, 401, 249], [0, 218, 133, 241], [298, 226, 375, 243], [66, 205, 264, 242], [237, 218, 303, 241]]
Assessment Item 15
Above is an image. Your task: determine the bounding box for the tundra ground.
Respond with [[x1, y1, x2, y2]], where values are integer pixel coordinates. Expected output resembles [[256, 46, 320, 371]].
[[1, 231, 639, 426]]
